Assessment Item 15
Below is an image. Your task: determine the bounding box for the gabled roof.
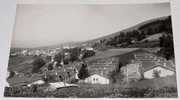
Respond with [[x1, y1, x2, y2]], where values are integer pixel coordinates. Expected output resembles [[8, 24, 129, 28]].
[[86, 48, 140, 61], [86, 74, 109, 80], [143, 63, 176, 73], [141, 61, 156, 71]]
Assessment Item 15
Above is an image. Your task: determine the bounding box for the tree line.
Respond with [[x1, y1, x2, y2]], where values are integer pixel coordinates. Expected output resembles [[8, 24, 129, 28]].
[[92, 16, 173, 49]]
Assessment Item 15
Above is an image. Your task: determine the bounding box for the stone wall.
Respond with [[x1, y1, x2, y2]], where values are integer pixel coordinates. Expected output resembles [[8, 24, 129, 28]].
[[87, 57, 119, 76]]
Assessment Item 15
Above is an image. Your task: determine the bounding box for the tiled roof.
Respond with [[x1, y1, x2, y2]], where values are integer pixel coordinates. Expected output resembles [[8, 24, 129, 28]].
[[87, 48, 139, 61], [141, 61, 157, 72], [142, 62, 176, 72], [134, 52, 176, 73]]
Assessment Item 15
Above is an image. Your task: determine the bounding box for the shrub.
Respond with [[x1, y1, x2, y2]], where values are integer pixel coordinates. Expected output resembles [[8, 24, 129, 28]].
[[4, 86, 178, 98], [32, 57, 46, 73]]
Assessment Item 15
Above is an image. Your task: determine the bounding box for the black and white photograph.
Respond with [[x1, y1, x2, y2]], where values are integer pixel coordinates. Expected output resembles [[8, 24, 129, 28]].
[[4, 2, 178, 98]]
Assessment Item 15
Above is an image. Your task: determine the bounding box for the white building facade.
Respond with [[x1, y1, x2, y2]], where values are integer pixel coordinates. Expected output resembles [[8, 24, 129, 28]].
[[143, 65, 175, 79], [84, 74, 109, 84]]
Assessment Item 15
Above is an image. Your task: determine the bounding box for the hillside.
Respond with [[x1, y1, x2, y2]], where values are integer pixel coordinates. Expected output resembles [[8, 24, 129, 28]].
[[8, 15, 174, 74], [83, 16, 171, 46], [140, 33, 163, 42], [8, 56, 35, 73], [27, 15, 171, 49]]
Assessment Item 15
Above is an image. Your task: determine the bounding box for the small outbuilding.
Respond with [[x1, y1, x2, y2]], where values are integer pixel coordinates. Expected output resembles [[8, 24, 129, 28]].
[[143, 64, 175, 79], [84, 74, 109, 84]]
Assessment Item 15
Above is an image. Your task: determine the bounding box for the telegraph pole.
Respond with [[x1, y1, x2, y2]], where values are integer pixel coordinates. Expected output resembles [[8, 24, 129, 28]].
[[126, 66, 128, 83], [61, 51, 66, 86]]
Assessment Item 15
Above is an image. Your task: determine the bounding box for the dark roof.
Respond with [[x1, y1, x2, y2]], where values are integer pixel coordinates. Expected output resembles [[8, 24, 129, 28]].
[[134, 52, 176, 73], [86, 48, 139, 61], [141, 61, 156, 71]]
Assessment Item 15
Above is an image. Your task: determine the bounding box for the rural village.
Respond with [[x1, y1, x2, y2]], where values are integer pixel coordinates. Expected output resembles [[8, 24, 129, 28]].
[[4, 15, 178, 97]]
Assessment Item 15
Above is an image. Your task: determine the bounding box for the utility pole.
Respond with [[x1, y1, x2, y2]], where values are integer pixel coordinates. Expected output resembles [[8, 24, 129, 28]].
[[61, 51, 66, 87], [126, 66, 128, 83]]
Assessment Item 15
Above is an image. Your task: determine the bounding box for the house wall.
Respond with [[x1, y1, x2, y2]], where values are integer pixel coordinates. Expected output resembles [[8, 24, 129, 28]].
[[87, 57, 119, 76], [121, 63, 142, 82], [144, 66, 174, 79], [84, 74, 109, 84]]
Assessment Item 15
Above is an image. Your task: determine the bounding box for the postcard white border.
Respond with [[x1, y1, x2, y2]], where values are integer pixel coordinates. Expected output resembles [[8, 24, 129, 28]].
[[1, 0, 180, 100]]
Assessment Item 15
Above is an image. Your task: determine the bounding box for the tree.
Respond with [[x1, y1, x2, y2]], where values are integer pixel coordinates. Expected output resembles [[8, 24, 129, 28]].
[[109, 62, 124, 83], [45, 55, 52, 62], [153, 70, 161, 78], [67, 72, 71, 80], [109, 70, 124, 84], [78, 63, 89, 80], [32, 57, 46, 73], [159, 34, 166, 47], [7, 71, 15, 79], [69, 47, 81, 62], [47, 63, 53, 70], [81, 50, 95, 59], [159, 34, 174, 60], [54, 52, 63, 63], [116, 62, 123, 72], [147, 28, 154, 35], [137, 31, 146, 41]]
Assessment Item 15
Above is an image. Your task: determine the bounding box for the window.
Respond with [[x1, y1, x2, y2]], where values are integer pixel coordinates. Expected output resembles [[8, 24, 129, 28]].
[[96, 78, 98, 81], [93, 78, 95, 81]]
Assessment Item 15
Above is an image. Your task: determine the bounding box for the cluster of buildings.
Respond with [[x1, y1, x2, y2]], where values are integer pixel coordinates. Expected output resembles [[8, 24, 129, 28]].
[[81, 48, 176, 84], [7, 46, 94, 86], [7, 47, 176, 88], [10, 46, 94, 57], [10, 48, 59, 57]]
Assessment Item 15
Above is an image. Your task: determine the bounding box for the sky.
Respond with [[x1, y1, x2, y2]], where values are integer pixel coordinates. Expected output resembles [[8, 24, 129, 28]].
[[11, 3, 171, 48]]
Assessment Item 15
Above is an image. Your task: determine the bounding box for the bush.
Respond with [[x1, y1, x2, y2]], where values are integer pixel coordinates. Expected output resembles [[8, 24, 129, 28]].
[[78, 63, 89, 80], [4, 86, 177, 98], [32, 57, 46, 73]]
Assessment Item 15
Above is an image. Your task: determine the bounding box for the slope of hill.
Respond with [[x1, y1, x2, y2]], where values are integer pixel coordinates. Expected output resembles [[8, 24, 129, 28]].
[[35, 41, 83, 49], [8, 56, 35, 73], [83, 16, 170, 45], [26, 15, 171, 49], [86, 48, 138, 61], [140, 33, 163, 42]]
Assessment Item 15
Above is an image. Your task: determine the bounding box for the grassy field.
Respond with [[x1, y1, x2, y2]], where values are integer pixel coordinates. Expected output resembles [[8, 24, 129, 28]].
[[7, 55, 44, 86], [4, 83, 177, 98], [4, 75, 178, 98], [5, 49, 178, 98], [8, 55, 35, 73], [129, 75, 177, 89]]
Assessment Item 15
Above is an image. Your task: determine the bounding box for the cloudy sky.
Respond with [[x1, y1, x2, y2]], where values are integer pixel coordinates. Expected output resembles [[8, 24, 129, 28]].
[[12, 3, 170, 48]]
